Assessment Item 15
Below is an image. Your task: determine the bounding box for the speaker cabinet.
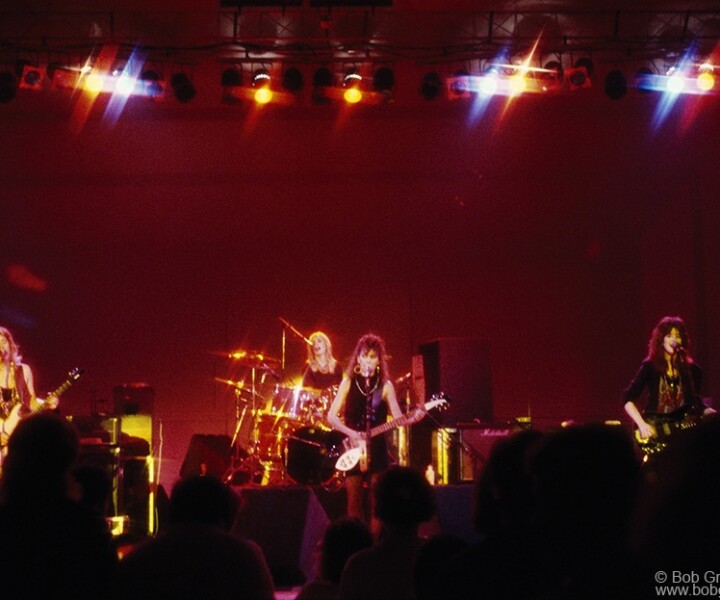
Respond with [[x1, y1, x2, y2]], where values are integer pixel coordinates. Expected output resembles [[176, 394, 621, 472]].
[[431, 426, 512, 484], [232, 487, 330, 587], [419, 338, 492, 425], [180, 434, 232, 480]]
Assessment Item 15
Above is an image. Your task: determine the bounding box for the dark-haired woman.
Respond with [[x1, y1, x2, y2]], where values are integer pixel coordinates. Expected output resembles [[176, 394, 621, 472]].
[[327, 333, 422, 523], [622, 315, 713, 446]]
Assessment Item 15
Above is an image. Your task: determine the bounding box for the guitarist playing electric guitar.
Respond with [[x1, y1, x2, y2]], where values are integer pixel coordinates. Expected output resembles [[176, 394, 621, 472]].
[[327, 333, 426, 525], [622, 316, 715, 457], [0, 327, 61, 448]]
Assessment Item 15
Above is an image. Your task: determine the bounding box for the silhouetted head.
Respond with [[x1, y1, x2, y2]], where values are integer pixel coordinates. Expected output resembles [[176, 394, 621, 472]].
[[321, 517, 373, 583], [169, 475, 240, 530], [1, 412, 79, 502], [374, 466, 436, 532]]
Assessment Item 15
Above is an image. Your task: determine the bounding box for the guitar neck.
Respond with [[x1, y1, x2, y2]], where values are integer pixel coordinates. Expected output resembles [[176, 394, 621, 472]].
[[366, 399, 444, 439], [369, 414, 412, 439], [51, 380, 73, 398]]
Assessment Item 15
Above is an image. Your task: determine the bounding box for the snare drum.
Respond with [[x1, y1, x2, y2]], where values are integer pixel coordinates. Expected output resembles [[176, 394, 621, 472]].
[[284, 425, 345, 485]]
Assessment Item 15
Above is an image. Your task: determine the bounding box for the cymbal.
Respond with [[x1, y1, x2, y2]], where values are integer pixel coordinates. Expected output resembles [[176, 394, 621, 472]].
[[226, 349, 281, 369], [214, 377, 249, 390]]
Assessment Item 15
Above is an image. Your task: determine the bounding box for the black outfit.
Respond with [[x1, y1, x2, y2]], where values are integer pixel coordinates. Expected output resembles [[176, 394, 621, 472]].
[[622, 359, 703, 416], [343, 372, 390, 474], [301, 362, 343, 390], [0, 364, 31, 421]]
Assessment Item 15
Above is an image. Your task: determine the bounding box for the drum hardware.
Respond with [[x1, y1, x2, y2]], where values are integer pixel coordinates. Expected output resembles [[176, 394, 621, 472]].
[[221, 349, 284, 486]]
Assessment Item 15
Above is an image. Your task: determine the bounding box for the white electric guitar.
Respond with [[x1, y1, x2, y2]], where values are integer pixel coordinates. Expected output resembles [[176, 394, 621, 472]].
[[334, 394, 449, 472], [0, 367, 85, 449]]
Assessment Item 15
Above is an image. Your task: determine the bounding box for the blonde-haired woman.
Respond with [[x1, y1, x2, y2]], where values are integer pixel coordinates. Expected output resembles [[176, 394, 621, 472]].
[[301, 331, 343, 391]]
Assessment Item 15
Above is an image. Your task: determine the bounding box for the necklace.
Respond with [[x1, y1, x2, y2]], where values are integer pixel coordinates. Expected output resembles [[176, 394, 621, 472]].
[[355, 373, 379, 397]]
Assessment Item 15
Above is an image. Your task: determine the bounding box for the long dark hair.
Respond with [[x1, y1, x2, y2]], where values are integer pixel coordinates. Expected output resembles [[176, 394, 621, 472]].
[[646, 315, 693, 372], [345, 333, 391, 384]]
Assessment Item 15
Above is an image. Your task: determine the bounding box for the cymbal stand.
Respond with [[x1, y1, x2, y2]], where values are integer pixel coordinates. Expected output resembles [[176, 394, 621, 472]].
[[225, 366, 264, 485]]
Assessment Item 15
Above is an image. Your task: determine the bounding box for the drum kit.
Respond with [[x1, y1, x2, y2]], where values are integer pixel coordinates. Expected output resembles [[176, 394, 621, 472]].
[[217, 326, 342, 487]]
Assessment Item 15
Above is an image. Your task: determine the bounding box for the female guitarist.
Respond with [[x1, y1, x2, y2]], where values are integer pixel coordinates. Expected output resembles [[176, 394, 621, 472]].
[[622, 315, 713, 455], [0, 327, 58, 448], [327, 333, 424, 526]]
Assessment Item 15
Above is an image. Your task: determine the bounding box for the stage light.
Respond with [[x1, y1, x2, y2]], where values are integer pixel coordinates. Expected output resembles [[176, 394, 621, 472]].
[[343, 69, 362, 104], [140, 70, 165, 99], [312, 66, 333, 104], [419, 72, 442, 100], [508, 74, 527, 96], [696, 67, 715, 92], [221, 67, 242, 87], [635, 67, 654, 94], [373, 66, 394, 92], [170, 72, 196, 103], [478, 72, 499, 96], [447, 70, 470, 100], [282, 67, 303, 93], [252, 68, 273, 104], [84, 72, 105, 93], [0, 72, 17, 103], [19, 65, 45, 90], [665, 72, 685, 93], [604, 70, 627, 100], [115, 74, 135, 96]]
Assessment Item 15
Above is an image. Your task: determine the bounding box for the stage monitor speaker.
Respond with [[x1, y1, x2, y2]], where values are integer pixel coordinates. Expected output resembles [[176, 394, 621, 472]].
[[180, 434, 232, 480], [232, 487, 330, 587], [419, 338, 492, 425]]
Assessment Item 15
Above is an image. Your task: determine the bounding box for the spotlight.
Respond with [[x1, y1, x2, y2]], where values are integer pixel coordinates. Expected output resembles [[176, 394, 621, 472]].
[[252, 68, 273, 104], [0, 72, 17, 103], [696, 65, 715, 92], [604, 70, 627, 100], [221, 67, 242, 87], [343, 69, 362, 104], [170, 72, 196, 103], [634, 67, 654, 94], [140, 70, 165, 99], [447, 70, 470, 100], [541, 60, 563, 81], [312, 66, 333, 104], [419, 72, 442, 101], [373, 66, 394, 92], [19, 65, 45, 90], [282, 67, 303, 93]]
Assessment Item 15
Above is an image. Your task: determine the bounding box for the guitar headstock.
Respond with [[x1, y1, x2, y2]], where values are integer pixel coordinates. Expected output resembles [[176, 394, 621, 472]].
[[68, 368, 85, 382], [427, 393, 451, 411]]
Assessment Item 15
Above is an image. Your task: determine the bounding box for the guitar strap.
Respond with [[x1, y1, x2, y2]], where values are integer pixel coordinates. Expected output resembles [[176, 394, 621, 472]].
[[14, 365, 31, 412]]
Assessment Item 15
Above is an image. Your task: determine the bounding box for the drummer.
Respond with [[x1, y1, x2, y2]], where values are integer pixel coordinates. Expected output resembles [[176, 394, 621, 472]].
[[301, 332, 343, 391]]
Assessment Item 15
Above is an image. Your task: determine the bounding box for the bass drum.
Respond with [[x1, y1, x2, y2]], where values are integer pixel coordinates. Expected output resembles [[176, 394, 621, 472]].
[[284, 426, 345, 485]]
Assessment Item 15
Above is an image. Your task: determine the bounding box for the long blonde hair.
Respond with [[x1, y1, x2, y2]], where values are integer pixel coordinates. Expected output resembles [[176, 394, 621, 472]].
[[0, 327, 22, 365], [306, 331, 338, 373]]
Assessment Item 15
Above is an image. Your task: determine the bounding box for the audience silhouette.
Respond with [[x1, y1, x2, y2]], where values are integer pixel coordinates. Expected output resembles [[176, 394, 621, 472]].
[[338, 466, 436, 600], [0, 412, 118, 599], [296, 517, 373, 600], [117, 475, 274, 600]]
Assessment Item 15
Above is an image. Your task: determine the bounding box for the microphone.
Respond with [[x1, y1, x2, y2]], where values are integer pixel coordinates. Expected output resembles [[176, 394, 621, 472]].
[[671, 341, 685, 352]]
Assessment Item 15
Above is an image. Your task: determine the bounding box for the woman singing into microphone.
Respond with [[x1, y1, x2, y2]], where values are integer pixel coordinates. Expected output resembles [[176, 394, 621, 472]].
[[327, 333, 422, 523], [622, 316, 712, 448]]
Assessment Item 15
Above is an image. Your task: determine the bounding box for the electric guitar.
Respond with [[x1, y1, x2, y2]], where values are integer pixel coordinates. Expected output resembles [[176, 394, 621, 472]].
[[0, 367, 85, 449], [335, 394, 449, 472], [634, 407, 700, 455]]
